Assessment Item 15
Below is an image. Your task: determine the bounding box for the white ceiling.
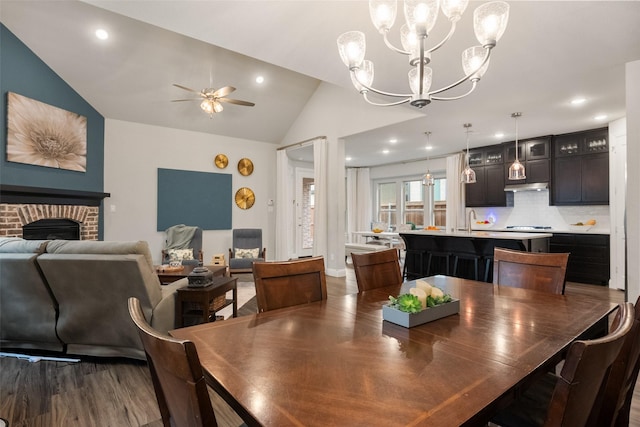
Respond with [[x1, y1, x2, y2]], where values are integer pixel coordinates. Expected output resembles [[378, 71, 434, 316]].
[[2, 1, 640, 167]]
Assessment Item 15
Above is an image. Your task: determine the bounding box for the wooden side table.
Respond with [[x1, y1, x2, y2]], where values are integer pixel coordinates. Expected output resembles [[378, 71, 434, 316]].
[[156, 264, 227, 285], [175, 276, 238, 327]]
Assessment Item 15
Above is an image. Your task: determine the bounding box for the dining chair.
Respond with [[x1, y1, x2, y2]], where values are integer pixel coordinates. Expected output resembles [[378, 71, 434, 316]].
[[128, 296, 219, 427], [351, 248, 403, 292], [588, 296, 640, 427], [491, 302, 634, 427], [492, 247, 570, 294], [252, 256, 327, 313]]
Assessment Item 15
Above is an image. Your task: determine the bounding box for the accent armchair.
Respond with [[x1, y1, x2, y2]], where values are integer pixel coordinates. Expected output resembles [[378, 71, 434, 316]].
[[228, 228, 266, 275], [161, 225, 203, 266]]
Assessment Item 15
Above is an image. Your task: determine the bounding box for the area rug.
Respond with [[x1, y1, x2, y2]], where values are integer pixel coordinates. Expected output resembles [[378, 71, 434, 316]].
[[216, 275, 257, 319]]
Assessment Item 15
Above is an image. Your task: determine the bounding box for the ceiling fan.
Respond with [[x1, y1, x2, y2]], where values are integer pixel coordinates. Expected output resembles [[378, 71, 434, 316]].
[[171, 84, 255, 117]]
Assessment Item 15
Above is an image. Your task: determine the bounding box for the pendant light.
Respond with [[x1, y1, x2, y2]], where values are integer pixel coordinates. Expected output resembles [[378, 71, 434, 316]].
[[461, 123, 476, 184], [423, 131, 435, 186], [508, 112, 526, 180]]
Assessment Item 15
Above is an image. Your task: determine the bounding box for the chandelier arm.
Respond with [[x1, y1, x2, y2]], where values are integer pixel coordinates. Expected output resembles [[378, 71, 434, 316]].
[[425, 20, 458, 55], [427, 47, 492, 96], [430, 81, 478, 101], [351, 69, 414, 98], [363, 92, 412, 106], [382, 31, 411, 55]]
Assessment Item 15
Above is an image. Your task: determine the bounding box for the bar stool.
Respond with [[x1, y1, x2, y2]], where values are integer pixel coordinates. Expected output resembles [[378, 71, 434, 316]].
[[449, 238, 481, 281], [400, 234, 450, 280], [426, 236, 451, 276]]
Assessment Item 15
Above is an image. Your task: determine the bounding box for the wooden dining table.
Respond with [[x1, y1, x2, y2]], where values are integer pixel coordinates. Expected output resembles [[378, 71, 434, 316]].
[[170, 275, 617, 427]]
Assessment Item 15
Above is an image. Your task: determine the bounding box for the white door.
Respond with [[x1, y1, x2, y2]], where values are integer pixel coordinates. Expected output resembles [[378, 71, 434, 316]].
[[295, 167, 314, 258]]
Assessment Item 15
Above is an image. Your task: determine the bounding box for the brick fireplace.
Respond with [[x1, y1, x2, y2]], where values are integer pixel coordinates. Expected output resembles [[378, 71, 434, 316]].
[[0, 185, 110, 241]]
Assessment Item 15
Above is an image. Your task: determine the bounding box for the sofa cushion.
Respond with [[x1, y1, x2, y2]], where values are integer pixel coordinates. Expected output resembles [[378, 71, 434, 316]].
[[46, 240, 155, 271], [0, 253, 62, 351], [0, 237, 49, 254]]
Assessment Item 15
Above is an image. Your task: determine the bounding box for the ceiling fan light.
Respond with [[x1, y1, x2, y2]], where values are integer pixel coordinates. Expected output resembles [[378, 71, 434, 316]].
[[369, 0, 397, 32], [213, 101, 224, 113], [337, 31, 366, 69], [409, 66, 433, 95], [474, 1, 509, 47], [462, 45, 490, 80], [200, 99, 214, 114]]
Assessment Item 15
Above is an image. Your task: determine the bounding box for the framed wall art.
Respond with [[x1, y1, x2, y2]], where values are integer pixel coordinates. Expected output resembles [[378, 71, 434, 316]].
[[6, 92, 87, 172]]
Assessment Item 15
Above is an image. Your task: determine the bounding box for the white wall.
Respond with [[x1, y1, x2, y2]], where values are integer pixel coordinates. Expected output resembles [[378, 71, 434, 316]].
[[626, 60, 640, 303], [103, 119, 277, 265]]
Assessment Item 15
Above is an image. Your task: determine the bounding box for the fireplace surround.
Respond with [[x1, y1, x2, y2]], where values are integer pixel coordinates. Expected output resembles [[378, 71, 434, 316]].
[[0, 185, 110, 241]]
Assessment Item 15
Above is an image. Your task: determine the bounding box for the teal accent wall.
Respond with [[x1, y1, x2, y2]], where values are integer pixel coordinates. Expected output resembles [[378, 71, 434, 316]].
[[0, 24, 106, 237]]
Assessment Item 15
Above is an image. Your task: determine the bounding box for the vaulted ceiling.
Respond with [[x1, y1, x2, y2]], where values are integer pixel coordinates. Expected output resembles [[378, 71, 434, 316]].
[[2, 1, 640, 167]]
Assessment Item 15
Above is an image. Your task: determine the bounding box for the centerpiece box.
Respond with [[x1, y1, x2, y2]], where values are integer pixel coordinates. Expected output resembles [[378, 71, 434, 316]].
[[382, 298, 460, 328]]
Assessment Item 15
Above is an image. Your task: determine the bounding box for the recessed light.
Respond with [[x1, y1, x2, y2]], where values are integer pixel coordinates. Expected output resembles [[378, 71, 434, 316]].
[[345, 157, 352, 161], [495, 132, 504, 138], [95, 29, 109, 40], [389, 138, 397, 144], [255, 76, 264, 84], [571, 97, 586, 106], [594, 114, 608, 121], [382, 149, 390, 154], [425, 146, 433, 150]]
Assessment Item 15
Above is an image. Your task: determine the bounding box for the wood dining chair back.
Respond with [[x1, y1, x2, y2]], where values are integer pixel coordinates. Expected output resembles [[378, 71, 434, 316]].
[[589, 296, 640, 427], [351, 248, 402, 292], [492, 302, 634, 427], [492, 247, 570, 294], [253, 256, 328, 313], [128, 297, 218, 427]]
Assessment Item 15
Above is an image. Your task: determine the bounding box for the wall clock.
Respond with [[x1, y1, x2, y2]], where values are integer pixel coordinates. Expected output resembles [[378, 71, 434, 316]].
[[237, 158, 254, 176], [235, 187, 255, 210], [214, 154, 228, 169]]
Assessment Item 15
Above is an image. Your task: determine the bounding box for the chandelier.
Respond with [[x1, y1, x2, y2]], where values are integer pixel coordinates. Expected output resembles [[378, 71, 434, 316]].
[[461, 123, 476, 184], [337, 0, 510, 108]]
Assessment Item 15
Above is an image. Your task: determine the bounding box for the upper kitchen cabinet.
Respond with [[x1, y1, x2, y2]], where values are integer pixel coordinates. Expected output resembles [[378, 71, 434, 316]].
[[465, 145, 506, 207], [551, 127, 609, 205], [504, 137, 551, 185]]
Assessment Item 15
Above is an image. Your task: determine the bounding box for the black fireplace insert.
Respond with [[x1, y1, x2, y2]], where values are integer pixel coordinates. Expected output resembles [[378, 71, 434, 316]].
[[22, 219, 80, 240]]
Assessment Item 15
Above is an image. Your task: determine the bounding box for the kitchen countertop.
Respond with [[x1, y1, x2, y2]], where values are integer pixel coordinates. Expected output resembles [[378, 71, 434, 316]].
[[476, 227, 610, 235], [401, 230, 552, 240]]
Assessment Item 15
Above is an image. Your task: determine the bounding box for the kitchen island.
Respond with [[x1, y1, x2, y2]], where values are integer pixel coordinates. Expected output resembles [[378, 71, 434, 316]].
[[400, 230, 552, 282]]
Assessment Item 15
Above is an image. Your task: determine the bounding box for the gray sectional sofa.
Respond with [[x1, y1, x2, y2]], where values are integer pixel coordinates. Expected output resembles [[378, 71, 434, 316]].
[[0, 237, 185, 360]]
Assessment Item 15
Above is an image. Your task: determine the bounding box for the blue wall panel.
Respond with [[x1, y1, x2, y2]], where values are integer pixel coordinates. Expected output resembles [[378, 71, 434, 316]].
[[157, 168, 232, 231], [0, 24, 106, 237]]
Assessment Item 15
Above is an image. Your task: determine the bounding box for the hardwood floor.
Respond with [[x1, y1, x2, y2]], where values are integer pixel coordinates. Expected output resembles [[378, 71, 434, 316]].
[[1, 269, 637, 427]]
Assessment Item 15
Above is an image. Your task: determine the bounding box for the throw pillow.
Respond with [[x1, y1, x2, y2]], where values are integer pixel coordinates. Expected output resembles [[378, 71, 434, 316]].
[[168, 248, 194, 262], [235, 248, 260, 259]]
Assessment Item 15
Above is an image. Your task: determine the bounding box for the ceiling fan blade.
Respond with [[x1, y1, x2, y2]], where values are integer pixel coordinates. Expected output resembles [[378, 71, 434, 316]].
[[213, 86, 236, 98], [219, 97, 255, 107], [173, 84, 200, 93], [171, 98, 202, 102]]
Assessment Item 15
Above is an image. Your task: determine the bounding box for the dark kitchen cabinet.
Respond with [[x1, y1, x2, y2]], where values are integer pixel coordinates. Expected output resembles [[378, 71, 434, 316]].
[[504, 137, 551, 185], [465, 145, 506, 207], [552, 128, 609, 205], [549, 233, 610, 286]]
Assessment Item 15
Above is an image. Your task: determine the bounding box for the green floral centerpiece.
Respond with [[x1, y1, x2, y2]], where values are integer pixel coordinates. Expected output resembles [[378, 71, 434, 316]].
[[383, 281, 459, 328]]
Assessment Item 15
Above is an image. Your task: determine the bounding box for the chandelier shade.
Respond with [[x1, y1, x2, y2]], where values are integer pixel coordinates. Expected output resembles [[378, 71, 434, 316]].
[[337, 0, 509, 108]]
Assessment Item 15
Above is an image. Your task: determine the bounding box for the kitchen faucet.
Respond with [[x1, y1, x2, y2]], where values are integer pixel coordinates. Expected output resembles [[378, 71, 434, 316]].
[[467, 209, 476, 233]]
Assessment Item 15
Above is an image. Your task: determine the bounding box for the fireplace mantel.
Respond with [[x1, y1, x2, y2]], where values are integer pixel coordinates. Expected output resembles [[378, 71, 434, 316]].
[[0, 185, 110, 206]]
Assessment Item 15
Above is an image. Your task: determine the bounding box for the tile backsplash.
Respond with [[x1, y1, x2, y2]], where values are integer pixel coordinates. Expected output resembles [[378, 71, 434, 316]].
[[470, 190, 610, 233]]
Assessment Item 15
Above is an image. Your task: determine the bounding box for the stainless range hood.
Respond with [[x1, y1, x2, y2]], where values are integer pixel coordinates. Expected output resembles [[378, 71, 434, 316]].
[[504, 182, 549, 192]]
